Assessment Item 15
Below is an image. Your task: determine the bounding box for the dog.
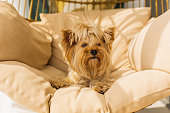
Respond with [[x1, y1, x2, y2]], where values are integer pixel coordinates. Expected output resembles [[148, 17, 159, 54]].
[[52, 23, 115, 94]]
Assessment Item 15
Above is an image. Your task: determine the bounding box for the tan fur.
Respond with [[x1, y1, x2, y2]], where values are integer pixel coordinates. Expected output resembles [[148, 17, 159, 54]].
[[53, 23, 115, 94]]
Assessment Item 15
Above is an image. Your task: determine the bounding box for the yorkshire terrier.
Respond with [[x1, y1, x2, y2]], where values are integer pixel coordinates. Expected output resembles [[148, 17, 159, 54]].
[[53, 23, 115, 94]]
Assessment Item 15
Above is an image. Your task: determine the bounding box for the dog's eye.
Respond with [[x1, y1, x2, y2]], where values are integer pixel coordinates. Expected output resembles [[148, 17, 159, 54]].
[[96, 43, 101, 46], [81, 43, 88, 48]]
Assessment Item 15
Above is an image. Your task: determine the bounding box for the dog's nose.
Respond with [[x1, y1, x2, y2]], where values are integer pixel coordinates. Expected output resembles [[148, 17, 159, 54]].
[[90, 49, 97, 55]]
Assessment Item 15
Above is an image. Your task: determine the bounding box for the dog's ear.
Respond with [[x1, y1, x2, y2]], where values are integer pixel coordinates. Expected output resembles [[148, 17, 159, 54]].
[[103, 27, 115, 43], [102, 27, 116, 51], [61, 29, 75, 50]]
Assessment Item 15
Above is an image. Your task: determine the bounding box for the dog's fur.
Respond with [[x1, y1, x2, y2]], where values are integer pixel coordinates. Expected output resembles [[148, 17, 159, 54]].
[[53, 24, 115, 94]]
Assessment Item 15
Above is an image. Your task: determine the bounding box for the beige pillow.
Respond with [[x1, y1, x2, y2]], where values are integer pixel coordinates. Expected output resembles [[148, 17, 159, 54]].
[[100, 8, 151, 70], [105, 70, 170, 113], [50, 70, 170, 113], [40, 8, 151, 72], [129, 9, 170, 73], [0, 2, 52, 69], [0, 61, 56, 113]]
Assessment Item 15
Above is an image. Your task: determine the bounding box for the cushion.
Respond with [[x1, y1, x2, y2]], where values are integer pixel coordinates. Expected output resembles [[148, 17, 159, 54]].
[[0, 61, 56, 113], [39, 8, 151, 72], [40, 65, 67, 83], [0, 2, 52, 69], [105, 70, 170, 113], [50, 70, 170, 113], [128, 18, 155, 70], [128, 9, 170, 72], [100, 8, 150, 71], [51, 85, 108, 113]]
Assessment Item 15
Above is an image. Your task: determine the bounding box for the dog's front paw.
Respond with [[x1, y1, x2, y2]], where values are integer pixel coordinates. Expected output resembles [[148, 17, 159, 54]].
[[89, 80, 110, 94], [91, 84, 110, 94], [51, 82, 67, 89], [51, 77, 72, 89], [78, 78, 89, 87]]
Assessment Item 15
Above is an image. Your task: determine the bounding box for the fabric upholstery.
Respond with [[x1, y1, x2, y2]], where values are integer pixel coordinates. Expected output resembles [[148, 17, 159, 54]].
[[0, 61, 56, 113], [50, 85, 109, 113], [0, 2, 52, 69], [40, 8, 151, 72], [105, 70, 170, 113], [128, 18, 155, 70], [40, 65, 67, 83], [31, 21, 69, 73], [50, 70, 170, 113], [0, 61, 169, 113], [100, 8, 151, 71], [129, 9, 170, 73]]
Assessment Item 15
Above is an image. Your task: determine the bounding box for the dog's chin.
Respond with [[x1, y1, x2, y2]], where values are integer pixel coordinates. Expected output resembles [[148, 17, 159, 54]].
[[87, 56, 100, 63], [89, 56, 100, 61], [86, 56, 101, 67]]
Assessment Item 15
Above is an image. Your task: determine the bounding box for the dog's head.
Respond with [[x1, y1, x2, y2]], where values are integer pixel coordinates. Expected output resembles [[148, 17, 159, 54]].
[[61, 24, 115, 79]]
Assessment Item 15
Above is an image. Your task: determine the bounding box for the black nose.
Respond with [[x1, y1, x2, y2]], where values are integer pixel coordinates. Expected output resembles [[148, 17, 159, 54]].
[[90, 49, 97, 55]]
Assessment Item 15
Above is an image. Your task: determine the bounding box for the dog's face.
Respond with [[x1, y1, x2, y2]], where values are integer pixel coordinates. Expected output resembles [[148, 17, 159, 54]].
[[61, 24, 115, 79]]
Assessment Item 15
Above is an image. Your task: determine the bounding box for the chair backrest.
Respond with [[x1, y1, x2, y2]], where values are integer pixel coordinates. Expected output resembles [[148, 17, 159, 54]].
[[1, 0, 169, 21]]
